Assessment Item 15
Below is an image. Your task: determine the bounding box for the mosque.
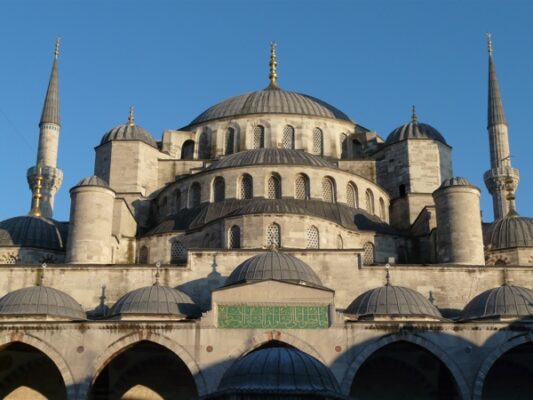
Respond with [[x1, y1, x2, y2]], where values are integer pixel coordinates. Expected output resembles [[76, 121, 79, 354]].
[[0, 35, 532, 399]]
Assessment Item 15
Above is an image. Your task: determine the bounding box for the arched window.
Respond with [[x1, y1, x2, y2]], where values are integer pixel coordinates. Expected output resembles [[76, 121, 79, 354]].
[[341, 133, 348, 159], [282, 125, 295, 149], [337, 235, 344, 249], [253, 125, 265, 149], [347, 182, 358, 208], [306, 226, 319, 249], [240, 174, 253, 199], [295, 174, 310, 200], [225, 127, 235, 155], [363, 242, 375, 265], [322, 177, 336, 203], [189, 182, 201, 207], [365, 189, 375, 214], [181, 140, 195, 160], [198, 131, 211, 159], [139, 246, 149, 264], [228, 225, 241, 249], [213, 177, 225, 202], [312, 127, 323, 155], [379, 198, 386, 220], [174, 190, 181, 211], [267, 174, 282, 199], [171, 240, 187, 264], [266, 223, 281, 248]]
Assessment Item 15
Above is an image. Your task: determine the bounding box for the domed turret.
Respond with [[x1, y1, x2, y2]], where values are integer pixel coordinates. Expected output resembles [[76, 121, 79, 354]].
[[100, 107, 157, 148], [461, 284, 533, 321], [0, 286, 85, 321], [386, 107, 447, 145], [225, 251, 323, 288]]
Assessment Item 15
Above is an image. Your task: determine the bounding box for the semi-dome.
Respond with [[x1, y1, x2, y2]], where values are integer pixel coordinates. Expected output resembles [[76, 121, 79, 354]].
[[75, 175, 110, 188], [486, 212, 533, 250], [188, 88, 353, 126], [109, 285, 201, 319], [100, 123, 158, 148], [461, 284, 533, 321], [225, 251, 323, 287], [0, 286, 85, 320], [0, 216, 67, 251], [206, 148, 335, 171], [386, 113, 447, 145], [213, 346, 345, 399], [345, 284, 442, 320]]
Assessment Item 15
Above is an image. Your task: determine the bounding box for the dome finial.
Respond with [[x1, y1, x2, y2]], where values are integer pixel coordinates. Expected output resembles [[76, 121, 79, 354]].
[[502, 268, 509, 286], [29, 165, 44, 217], [504, 176, 518, 215], [385, 263, 391, 286], [487, 32, 493, 56], [39, 263, 47, 286], [268, 41, 278, 88], [54, 37, 61, 60], [128, 106, 135, 126], [411, 105, 417, 123], [154, 261, 161, 286]]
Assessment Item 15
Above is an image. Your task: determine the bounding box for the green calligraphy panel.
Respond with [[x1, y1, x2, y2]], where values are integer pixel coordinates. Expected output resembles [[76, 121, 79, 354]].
[[217, 304, 329, 329]]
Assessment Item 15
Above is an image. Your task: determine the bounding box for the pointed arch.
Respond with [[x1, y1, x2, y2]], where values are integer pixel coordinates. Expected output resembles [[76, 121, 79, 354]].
[[306, 225, 320, 249], [363, 242, 375, 265], [198, 130, 211, 159], [379, 197, 386, 220], [253, 125, 265, 149], [189, 182, 201, 207], [365, 188, 375, 214], [322, 177, 336, 203], [228, 225, 241, 249], [312, 127, 324, 155]]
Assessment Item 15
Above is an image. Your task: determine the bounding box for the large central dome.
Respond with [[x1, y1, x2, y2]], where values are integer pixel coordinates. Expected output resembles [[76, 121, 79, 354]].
[[188, 87, 353, 125]]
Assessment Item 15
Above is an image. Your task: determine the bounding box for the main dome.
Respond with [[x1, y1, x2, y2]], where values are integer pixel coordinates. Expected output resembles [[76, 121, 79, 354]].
[[188, 88, 353, 125]]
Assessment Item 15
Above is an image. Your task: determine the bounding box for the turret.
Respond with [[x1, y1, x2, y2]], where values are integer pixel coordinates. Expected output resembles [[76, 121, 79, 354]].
[[483, 33, 520, 220], [26, 38, 63, 218], [433, 177, 484, 265], [66, 176, 115, 264]]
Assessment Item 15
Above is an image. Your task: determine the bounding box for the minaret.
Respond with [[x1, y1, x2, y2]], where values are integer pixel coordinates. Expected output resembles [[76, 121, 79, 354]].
[[483, 33, 519, 220], [27, 38, 64, 218]]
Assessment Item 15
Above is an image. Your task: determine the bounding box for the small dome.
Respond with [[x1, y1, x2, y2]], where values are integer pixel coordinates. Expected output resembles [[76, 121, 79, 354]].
[[109, 285, 201, 319], [386, 120, 447, 145], [188, 88, 352, 126], [0, 216, 67, 251], [225, 251, 323, 287], [461, 284, 533, 321], [206, 148, 334, 171], [345, 285, 442, 320], [214, 346, 344, 399], [0, 286, 85, 320], [486, 212, 533, 250], [439, 176, 474, 188], [75, 175, 110, 188], [100, 123, 158, 148]]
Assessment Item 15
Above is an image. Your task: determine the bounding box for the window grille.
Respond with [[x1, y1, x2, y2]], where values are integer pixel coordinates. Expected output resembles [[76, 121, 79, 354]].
[[225, 127, 235, 155], [4, 256, 17, 265], [213, 177, 225, 202], [322, 178, 335, 203], [228, 225, 241, 249], [266, 223, 281, 248], [240, 175, 253, 199], [198, 131, 210, 159], [267, 175, 282, 199], [312, 128, 323, 155], [363, 242, 375, 265], [337, 235, 344, 249], [282, 125, 295, 149], [171, 241, 187, 264], [306, 226, 319, 249], [365, 189, 375, 214], [139, 246, 149, 264], [190, 183, 201, 207], [379, 198, 386, 220], [295, 174, 310, 200], [181, 140, 194, 160], [347, 183, 358, 208], [253, 125, 265, 149]]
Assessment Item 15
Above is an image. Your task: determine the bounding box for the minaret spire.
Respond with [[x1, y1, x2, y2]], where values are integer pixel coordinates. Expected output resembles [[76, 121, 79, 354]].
[[27, 38, 64, 218], [483, 33, 519, 220], [268, 41, 279, 89]]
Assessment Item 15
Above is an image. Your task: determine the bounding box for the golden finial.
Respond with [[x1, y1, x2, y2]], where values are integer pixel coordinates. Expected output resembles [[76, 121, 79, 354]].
[[269, 41, 278, 88], [29, 166, 44, 217], [54, 37, 61, 60], [487, 32, 493, 56], [128, 106, 135, 126], [411, 105, 417, 123]]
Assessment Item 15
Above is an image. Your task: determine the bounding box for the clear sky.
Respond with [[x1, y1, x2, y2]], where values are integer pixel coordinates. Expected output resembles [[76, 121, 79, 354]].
[[0, 0, 531, 222]]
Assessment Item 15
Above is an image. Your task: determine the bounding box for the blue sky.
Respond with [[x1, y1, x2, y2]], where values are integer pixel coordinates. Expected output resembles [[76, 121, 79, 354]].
[[0, 0, 531, 222]]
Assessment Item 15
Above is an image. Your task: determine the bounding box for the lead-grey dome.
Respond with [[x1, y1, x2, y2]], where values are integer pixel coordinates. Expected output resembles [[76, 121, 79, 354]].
[[386, 120, 447, 145], [109, 285, 201, 319], [75, 175, 110, 188], [345, 285, 442, 320], [0, 216, 67, 251], [485, 212, 533, 250], [225, 251, 323, 287], [439, 176, 474, 188], [461, 284, 533, 321], [213, 346, 345, 399], [189, 88, 352, 126], [100, 123, 158, 148], [206, 148, 334, 171], [0, 286, 85, 320]]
